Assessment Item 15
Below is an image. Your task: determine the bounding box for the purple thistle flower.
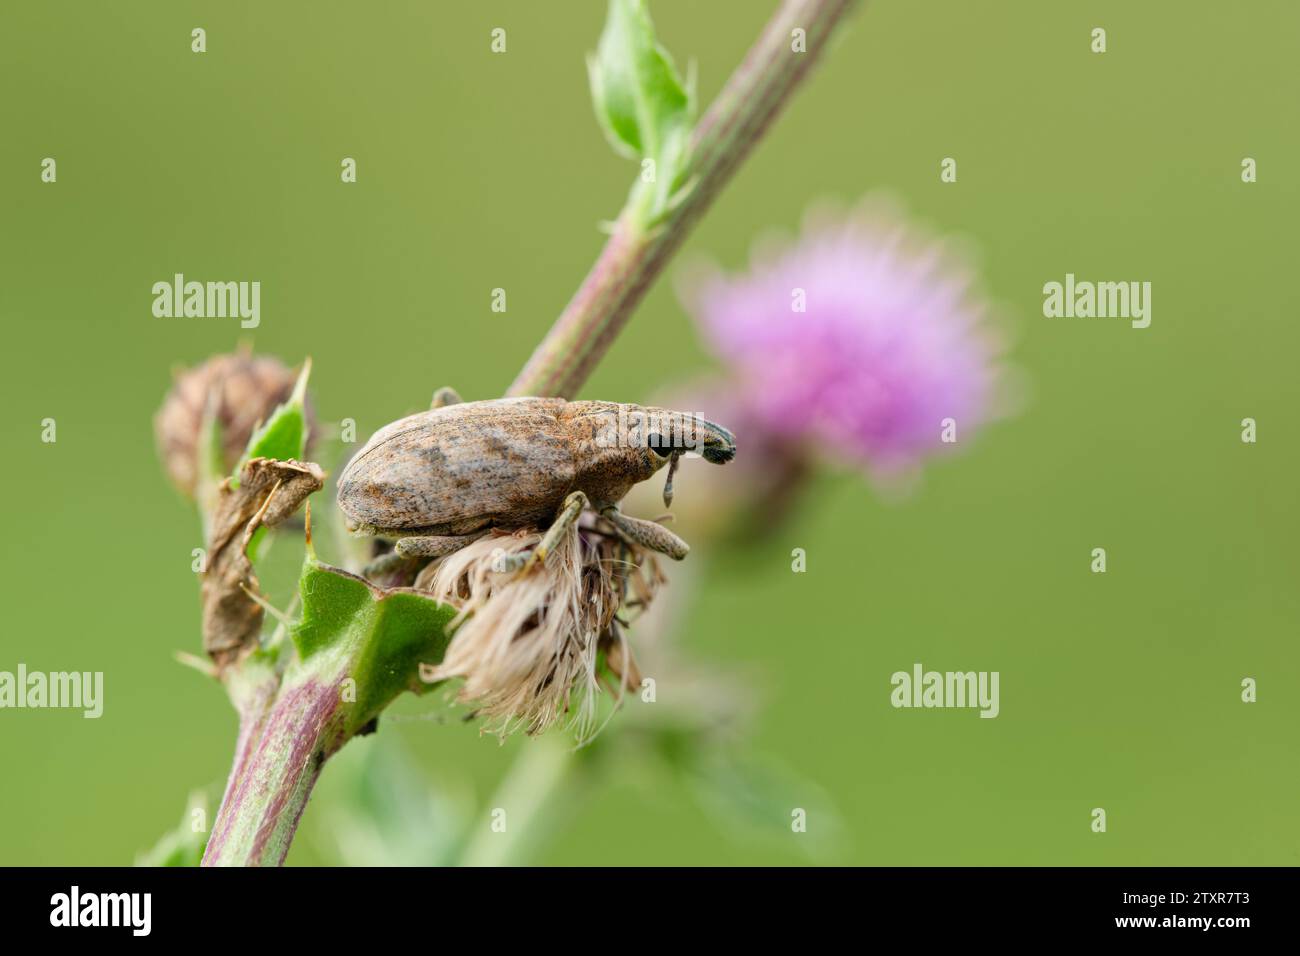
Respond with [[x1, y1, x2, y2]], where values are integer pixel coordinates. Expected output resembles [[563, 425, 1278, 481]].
[[683, 200, 1010, 479]]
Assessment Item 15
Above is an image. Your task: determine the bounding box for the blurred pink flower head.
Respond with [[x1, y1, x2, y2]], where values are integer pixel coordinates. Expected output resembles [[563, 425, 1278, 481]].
[[683, 199, 1010, 479]]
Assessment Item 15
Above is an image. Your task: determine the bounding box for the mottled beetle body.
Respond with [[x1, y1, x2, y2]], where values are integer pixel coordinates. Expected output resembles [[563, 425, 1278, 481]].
[[338, 395, 735, 569]]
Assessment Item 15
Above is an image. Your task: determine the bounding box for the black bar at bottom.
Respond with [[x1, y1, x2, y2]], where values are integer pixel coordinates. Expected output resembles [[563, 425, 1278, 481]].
[[0, 866, 1277, 941]]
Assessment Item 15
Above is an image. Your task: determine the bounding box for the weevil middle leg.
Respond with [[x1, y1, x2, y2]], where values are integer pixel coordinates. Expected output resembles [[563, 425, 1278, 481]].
[[600, 505, 690, 560], [496, 491, 589, 573]]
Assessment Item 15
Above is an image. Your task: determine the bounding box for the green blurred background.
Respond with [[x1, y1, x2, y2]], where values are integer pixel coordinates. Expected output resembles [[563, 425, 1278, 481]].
[[2, 0, 1297, 866]]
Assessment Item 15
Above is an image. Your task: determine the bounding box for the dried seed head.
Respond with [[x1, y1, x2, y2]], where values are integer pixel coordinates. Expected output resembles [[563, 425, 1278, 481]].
[[415, 514, 663, 742], [155, 348, 313, 498]]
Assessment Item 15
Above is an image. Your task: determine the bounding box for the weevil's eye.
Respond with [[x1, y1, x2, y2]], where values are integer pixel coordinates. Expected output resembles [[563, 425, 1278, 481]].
[[645, 432, 673, 459]]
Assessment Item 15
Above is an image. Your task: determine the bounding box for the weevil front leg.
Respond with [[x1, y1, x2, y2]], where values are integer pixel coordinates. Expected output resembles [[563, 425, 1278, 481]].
[[600, 505, 690, 560], [430, 386, 463, 409], [496, 491, 589, 573], [394, 531, 486, 559]]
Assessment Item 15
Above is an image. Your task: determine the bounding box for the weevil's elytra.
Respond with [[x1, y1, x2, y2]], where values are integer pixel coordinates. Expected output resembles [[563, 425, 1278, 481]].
[[337, 395, 736, 567]]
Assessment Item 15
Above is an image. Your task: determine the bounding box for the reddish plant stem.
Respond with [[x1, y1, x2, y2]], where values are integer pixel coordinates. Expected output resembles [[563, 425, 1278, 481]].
[[202, 676, 345, 867]]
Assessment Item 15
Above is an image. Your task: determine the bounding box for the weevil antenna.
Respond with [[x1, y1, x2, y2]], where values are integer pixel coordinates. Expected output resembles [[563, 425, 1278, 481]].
[[662, 451, 682, 508]]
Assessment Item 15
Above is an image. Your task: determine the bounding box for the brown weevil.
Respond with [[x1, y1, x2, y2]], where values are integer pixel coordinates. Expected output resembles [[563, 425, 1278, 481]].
[[337, 388, 736, 572]]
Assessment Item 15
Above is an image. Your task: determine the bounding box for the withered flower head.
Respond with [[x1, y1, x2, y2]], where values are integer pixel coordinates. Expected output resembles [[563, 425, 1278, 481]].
[[155, 347, 312, 498], [415, 514, 663, 742]]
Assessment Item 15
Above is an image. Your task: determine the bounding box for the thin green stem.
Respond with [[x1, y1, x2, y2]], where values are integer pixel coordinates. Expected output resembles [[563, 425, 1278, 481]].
[[508, 0, 859, 399]]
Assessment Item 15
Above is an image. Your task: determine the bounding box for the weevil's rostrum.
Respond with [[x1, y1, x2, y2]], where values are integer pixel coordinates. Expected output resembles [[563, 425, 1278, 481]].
[[337, 395, 735, 568]]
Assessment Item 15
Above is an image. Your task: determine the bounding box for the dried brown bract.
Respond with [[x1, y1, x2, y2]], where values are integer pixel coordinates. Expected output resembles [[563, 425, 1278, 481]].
[[201, 457, 324, 669]]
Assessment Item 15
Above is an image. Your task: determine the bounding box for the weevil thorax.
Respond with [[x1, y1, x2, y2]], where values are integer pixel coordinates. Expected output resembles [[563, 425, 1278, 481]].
[[560, 402, 664, 508]]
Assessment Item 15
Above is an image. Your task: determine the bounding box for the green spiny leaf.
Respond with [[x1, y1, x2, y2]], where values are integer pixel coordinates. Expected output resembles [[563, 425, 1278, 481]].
[[237, 357, 312, 474], [232, 358, 313, 561], [291, 551, 458, 737]]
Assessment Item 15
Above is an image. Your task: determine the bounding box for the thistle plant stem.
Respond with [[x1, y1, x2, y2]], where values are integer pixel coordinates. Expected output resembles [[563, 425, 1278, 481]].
[[508, 0, 859, 399], [201, 0, 858, 867], [203, 673, 346, 867]]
